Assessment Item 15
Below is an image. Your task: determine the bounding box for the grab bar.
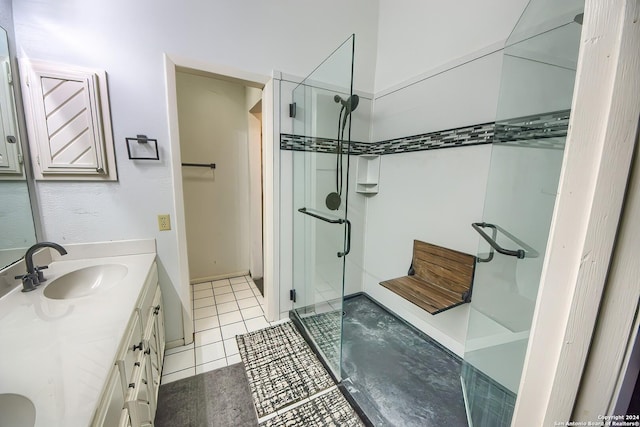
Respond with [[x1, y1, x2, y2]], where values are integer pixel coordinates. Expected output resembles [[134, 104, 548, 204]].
[[298, 207, 351, 257], [182, 162, 216, 169], [472, 222, 526, 259]]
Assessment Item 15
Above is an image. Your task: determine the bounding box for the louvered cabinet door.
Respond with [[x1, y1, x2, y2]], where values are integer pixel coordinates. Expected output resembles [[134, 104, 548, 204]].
[[20, 59, 117, 181], [37, 74, 105, 173]]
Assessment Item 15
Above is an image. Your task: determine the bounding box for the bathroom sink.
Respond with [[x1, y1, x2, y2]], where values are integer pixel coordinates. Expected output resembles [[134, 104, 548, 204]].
[[0, 393, 36, 427], [43, 264, 128, 300]]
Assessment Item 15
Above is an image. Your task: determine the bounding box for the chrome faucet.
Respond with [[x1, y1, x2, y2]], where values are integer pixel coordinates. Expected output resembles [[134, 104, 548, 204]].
[[16, 242, 68, 292]]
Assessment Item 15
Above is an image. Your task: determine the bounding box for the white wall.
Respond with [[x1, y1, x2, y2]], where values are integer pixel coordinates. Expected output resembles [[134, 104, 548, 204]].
[[372, 51, 504, 141], [363, 146, 492, 355], [12, 0, 380, 343], [177, 71, 251, 281], [374, 0, 529, 92]]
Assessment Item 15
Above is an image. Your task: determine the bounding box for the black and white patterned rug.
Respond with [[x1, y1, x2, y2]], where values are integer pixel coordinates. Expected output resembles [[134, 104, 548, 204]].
[[260, 387, 364, 427], [236, 321, 363, 425]]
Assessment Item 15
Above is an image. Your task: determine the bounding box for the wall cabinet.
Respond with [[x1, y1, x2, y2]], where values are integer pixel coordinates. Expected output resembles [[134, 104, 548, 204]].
[[92, 263, 165, 427], [19, 58, 117, 181]]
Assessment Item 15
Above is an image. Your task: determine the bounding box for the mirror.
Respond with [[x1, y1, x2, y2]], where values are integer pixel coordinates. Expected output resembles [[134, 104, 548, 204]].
[[0, 25, 37, 269]]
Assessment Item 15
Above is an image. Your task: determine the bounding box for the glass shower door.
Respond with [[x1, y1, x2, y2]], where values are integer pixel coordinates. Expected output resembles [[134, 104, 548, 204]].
[[461, 1, 584, 426], [289, 36, 355, 379]]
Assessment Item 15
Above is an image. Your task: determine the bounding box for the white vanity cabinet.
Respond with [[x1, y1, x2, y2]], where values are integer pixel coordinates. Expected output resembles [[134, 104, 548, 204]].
[[92, 367, 127, 427], [92, 262, 165, 427]]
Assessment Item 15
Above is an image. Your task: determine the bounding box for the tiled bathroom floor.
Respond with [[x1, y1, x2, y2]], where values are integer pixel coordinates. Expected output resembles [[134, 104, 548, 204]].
[[160, 275, 286, 384]]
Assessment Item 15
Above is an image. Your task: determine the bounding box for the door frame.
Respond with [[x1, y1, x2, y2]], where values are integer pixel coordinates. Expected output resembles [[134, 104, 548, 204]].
[[164, 53, 275, 343]]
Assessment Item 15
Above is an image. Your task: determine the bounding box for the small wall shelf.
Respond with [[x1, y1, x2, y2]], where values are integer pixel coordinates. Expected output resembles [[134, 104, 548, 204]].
[[356, 154, 380, 194]]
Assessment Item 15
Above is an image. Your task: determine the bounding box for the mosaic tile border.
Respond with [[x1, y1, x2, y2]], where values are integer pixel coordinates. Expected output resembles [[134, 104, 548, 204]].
[[494, 109, 569, 150], [279, 134, 370, 155], [280, 109, 570, 155]]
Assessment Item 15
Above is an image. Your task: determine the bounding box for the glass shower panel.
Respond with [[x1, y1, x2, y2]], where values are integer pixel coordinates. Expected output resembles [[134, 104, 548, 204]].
[[461, 1, 584, 426], [290, 36, 355, 379]]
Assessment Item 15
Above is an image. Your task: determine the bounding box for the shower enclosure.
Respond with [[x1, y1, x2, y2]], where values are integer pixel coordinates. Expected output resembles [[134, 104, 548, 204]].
[[288, 35, 355, 379], [286, 0, 584, 423], [461, 1, 584, 426]]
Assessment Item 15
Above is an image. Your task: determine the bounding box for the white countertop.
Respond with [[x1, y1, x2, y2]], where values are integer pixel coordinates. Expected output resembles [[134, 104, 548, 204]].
[[0, 243, 156, 427]]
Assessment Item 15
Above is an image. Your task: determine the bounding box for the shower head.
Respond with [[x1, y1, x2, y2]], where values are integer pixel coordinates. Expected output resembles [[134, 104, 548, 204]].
[[574, 13, 584, 25], [335, 94, 360, 132], [334, 94, 360, 115]]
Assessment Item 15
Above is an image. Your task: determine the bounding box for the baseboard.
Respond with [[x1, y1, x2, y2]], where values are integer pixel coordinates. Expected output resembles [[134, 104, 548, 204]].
[[189, 270, 250, 284]]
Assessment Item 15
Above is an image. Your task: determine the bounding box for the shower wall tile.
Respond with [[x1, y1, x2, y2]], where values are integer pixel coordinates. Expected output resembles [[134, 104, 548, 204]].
[[368, 122, 494, 155]]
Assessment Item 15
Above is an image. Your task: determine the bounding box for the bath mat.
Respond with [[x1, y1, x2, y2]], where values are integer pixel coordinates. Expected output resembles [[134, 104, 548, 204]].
[[259, 387, 364, 427], [155, 363, 258, 427], [236, 322, 335, 418]]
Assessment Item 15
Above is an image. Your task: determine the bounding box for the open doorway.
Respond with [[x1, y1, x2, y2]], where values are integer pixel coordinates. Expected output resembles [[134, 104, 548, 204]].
[[175, 68, 264, 291]]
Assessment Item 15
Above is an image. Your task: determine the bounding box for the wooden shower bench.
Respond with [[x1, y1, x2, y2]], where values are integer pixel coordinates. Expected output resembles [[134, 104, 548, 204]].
[[380, 240, 476, 314]]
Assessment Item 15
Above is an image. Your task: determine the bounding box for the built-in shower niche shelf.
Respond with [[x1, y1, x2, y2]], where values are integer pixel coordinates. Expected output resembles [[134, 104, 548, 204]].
[[356, 154, 380, 194]]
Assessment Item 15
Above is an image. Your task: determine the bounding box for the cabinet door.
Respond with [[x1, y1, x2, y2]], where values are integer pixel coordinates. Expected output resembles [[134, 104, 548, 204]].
[[151, 286, 165, 365], [125, 352, 155, 427], [143, 309, 161, 400], [19, 59, 117, 181], [91, 366, 126, 427], [136, 265, 158, 332], [115, 313, 143, 396], [118, 409, 132, 427], [142, 285, 165, 401]]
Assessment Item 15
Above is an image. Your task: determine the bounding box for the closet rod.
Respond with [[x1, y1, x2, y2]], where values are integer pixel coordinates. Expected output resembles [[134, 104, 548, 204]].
[[182, 163, 216, 169]]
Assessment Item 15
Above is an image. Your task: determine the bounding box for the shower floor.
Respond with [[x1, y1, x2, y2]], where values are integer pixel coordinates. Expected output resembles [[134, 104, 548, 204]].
[[297, 294, 468, 426]]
